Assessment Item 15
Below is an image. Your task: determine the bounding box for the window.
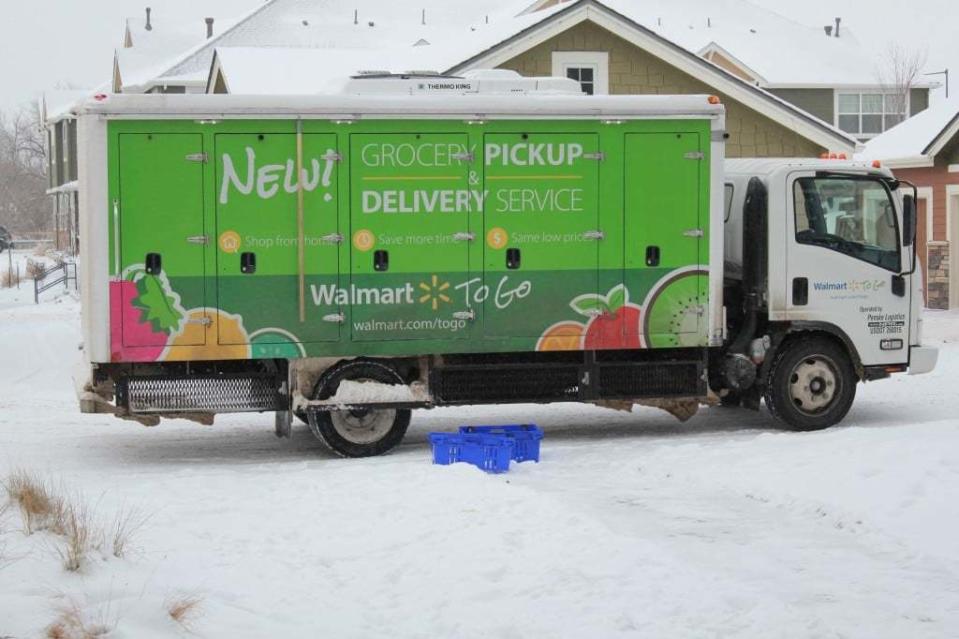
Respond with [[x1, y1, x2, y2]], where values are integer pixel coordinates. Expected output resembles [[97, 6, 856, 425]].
[[551, 51, 609, 95], [837, 92, 907, 137], [793, 177, 900, 272]]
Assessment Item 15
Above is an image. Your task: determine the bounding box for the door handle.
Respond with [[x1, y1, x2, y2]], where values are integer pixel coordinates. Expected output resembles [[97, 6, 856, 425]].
[[240, 252, 257, 274], [506, 248, 521, 270], [145, 253, 162, 275], [645, 245, 661, 267], [792, 277, 808, 306], [891, 274, 906, 297], [374, 250, 389, 272]]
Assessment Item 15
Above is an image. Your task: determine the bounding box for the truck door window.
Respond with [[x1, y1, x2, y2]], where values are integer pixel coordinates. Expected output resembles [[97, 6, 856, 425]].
[[793, 177, 900, 272]]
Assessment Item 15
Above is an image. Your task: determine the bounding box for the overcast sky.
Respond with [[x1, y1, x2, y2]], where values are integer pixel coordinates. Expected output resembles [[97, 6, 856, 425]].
[[0, 0, 955, 112]]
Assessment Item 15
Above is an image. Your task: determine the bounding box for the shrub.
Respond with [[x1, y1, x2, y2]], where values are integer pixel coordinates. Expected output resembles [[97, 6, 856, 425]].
[[166, 595, 203, 629], [26, 258, 47, 281]]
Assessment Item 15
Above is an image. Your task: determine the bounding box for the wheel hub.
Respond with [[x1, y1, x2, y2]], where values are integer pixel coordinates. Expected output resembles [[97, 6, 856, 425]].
[[788, 356, 839, 416]]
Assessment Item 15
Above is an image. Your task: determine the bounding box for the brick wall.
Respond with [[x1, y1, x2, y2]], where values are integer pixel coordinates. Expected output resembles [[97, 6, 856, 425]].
[[497, 21, 827, 158], [893, 141, 959, 309]]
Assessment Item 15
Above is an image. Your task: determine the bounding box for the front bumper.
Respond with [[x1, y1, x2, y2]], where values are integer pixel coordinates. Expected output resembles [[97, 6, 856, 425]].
[[909, 346, 939, 375]]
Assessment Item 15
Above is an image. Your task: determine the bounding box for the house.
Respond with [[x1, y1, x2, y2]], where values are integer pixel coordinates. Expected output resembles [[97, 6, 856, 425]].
[[197, 0, 860, 157], [862, 98, 959, 310], [41, 90, 87, 254]]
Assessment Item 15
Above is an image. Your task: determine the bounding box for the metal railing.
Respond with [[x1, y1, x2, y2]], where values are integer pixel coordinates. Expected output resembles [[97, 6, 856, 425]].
[[34, 261, 78, 303]]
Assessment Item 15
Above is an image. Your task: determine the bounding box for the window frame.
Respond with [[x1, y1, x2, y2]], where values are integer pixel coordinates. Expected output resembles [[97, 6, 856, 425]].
[[791, 174, 903, 273], [551, 51, 610, 95], [835, 89, 910, 139]]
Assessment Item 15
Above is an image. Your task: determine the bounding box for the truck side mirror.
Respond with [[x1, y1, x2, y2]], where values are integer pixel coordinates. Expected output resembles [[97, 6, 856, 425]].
[[902, 194, 916, 247]]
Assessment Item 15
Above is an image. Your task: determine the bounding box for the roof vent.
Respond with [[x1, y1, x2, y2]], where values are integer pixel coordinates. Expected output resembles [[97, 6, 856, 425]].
[[205, 17, 214, 39], [145, 7, 153, 31], [834, 17, 841, 38], [824, 25, 833, 36]]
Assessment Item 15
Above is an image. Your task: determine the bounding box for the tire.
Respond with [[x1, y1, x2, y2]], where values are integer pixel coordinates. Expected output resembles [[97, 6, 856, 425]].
[[764, 336, 857, 431], [306, 360, 411, 458]]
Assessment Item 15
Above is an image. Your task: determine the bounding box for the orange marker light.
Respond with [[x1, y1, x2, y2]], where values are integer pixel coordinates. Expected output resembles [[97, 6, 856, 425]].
[[872, 160, 882, 169], [820, 152, 830, 159], [707, 95, 721, 105]]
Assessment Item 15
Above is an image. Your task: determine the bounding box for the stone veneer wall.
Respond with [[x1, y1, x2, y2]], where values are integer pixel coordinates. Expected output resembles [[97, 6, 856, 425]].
[[926, 243, 950, 310]]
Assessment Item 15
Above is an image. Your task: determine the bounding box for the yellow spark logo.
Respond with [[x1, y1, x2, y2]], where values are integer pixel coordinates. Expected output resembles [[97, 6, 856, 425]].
[[418, 275, 451, 311]]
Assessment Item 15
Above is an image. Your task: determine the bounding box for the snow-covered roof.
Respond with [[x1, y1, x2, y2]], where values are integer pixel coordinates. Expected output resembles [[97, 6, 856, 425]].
[[42, 90, 94, 124], [860, 98, 959, 167]]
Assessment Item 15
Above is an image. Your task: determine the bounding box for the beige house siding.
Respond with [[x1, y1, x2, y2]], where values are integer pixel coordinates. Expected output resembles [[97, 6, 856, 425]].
[[497, 21, 827, 158]]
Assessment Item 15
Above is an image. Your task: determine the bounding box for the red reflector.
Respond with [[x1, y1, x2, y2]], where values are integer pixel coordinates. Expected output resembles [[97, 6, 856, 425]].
[[94, 93, 108, 102]]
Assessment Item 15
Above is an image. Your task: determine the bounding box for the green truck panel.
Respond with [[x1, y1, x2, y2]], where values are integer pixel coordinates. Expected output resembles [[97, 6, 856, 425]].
[[106, 118, 711, 364]]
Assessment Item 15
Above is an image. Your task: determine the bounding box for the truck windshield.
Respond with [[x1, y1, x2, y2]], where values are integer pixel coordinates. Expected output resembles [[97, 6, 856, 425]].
[[793, 176, 900, 272]]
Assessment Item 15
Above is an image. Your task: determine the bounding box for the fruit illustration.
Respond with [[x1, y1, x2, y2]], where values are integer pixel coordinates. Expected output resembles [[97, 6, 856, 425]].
[[163, 308, 250, 361], [536, 321, 586, 352], [571, 284, 644, 350], [110, 280, 168, 361], [642, 269, 708, 348], [250, 328, 307, 359]]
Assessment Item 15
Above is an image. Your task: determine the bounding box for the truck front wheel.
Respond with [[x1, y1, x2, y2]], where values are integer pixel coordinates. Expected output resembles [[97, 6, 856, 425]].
[[306, 360, 411, 458], [764, 336, 857, 431]]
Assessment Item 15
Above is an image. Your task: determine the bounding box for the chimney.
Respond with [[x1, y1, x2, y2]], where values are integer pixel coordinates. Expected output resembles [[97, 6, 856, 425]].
[[205, 17, 214, 39], [824, 25, 833, 36], [834, 17, 841, 38], [145, 7, 152, 31]]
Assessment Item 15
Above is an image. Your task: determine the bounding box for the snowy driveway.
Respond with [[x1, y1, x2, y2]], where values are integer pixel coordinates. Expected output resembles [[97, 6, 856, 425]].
[[2, 289, 958, 637]]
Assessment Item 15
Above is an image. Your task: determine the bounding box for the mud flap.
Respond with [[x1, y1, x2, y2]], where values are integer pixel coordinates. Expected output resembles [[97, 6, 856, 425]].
[[275, 409, 293, 439]]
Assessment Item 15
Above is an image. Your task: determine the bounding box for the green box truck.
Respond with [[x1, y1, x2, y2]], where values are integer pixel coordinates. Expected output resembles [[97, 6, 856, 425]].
[[74, 75, 936, 456]]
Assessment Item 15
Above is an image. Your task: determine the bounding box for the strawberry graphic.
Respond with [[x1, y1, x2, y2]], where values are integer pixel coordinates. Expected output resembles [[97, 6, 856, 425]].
[[110, 268, 186, 362], [571, 284, 644, 350]]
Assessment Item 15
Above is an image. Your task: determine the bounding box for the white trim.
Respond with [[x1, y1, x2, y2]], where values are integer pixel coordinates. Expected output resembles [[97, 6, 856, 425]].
[[927, 114, 959, 158], [448, 3, 857, 153], [879, 156, 936, 169], [946, 185, 959, 308], [764, 82, 939, 90], [917, 186, 934, 244], [697, 42, 766, 84], [551, 51, 609, 94], [948, 164, 959, 173]]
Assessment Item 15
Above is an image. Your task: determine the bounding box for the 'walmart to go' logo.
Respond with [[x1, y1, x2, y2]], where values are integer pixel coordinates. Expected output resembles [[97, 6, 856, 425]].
[[419, 275, 451, 311]]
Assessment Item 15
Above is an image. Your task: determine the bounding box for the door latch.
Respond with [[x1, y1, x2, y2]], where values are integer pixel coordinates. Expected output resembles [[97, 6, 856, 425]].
[[682, 229, 704, 238], [185, 153, 208, 163], [321, 232, 344, 244], [684, 151, 705, 160], [186, 316, 212, 326]]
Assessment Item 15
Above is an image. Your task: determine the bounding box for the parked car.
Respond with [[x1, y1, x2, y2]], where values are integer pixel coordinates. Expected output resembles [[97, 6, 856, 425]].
[[0, 226, 11, 253]]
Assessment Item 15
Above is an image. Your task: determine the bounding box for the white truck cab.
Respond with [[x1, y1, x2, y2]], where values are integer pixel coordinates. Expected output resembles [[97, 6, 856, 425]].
[[718, 158, 937, 429]]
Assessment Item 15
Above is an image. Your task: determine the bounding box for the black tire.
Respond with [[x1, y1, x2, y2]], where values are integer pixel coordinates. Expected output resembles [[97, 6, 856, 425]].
[[764, 336, 857, 431], [307, 360, 411, 458]]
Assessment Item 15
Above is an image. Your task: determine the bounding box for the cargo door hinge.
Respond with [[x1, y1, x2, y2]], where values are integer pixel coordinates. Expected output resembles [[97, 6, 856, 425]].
[[186, 235, 210, 245], [321, 232, 344, 244], [321, 150, 343, 162], [322, 313, 345, 324], [185, 153, 208, 163], [452, 232, 475, 242], [583, 152, 605, 161], [682, 228, 704, 238], [684, 151, 705, 160], [186, 316, 212, 326], [452, 309, 475, 321], [582, 230, 605, 241], [451, 152, 474, 162]]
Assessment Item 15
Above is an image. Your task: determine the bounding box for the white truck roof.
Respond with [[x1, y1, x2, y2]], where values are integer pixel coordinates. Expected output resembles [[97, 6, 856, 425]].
[[76, 92, 725, 121], [725, 157, 895, 180]]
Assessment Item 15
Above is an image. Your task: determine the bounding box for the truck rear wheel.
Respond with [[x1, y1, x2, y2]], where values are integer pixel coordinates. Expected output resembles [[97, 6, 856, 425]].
[[764, 336, 856, 431], [306, 360, 411, 458]]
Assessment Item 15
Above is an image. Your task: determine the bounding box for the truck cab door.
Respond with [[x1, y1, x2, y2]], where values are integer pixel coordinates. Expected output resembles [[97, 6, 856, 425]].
[[785, 172, 910, 365]]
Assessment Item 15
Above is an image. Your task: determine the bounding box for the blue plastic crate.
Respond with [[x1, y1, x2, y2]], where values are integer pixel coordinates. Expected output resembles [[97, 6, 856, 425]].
[[458, 424, 543, 463], [428, 432, 514, 474]]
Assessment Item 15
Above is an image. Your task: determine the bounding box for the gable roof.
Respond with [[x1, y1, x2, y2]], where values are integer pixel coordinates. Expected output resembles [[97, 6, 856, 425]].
[[861, 98, 959, 168], [445, 0, 858, 152]]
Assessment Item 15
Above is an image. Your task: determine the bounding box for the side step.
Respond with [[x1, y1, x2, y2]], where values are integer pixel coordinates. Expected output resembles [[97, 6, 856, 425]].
[[118, 374, 286, 414]]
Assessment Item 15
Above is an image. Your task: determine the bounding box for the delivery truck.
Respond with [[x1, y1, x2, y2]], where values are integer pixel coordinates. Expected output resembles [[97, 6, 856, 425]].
[[73, 73, 938, 457]]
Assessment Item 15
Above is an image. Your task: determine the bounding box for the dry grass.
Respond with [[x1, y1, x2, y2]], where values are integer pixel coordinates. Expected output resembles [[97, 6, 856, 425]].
[[166, 595, 203, 629], [109, 507, 148, 559], [57, 501, 101, 573], [2, 469, 65, 535], [45, 600, 113, 639], [26, 257, 47, 281], [1, 267, 19, 288]]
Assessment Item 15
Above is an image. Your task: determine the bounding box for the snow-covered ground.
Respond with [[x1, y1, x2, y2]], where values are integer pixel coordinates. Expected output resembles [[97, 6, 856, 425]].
[[2, 251, 959, 637]]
